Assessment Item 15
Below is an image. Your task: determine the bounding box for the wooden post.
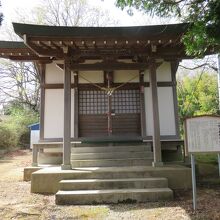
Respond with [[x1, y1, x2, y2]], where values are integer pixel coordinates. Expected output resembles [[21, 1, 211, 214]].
[[107, 71, 113, 136], [149, 59, 163, 167], [38, 63, 45, 140], [62, 57, 72, 170], [74, 72, 79, 138], [32, 145, 38, 167], [139, 70, 146, 138], [171, 61, 180, 138]]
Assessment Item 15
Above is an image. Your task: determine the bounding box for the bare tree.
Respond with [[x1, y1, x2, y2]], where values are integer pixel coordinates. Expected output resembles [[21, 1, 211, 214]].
[[0, 0, 3, 25], [15, 0, 118, 27], [178, 56, 218, 77], [0, 60, 40, 112], [0, 0, 118, 113]]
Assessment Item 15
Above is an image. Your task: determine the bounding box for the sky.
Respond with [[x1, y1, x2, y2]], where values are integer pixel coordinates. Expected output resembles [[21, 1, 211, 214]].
[[0, 0, 218, 110], [1, 0, 142, 26], [0, 0, 177, 28]]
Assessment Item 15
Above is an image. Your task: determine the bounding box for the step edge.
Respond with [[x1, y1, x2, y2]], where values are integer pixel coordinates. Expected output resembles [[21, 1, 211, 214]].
[[59, 178, 168, 183], [56, 188, 173, 195]]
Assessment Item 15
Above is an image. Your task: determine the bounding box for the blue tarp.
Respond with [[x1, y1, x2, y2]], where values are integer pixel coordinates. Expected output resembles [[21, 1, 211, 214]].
[[28, 123, 40, 131]]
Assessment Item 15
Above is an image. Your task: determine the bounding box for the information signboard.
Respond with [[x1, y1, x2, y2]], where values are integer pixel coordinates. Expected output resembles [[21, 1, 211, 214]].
[[185, 115, 220, 153], [184, 115, 220, 210]]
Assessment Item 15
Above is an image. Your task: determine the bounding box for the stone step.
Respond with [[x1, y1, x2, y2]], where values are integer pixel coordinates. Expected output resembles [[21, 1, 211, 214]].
[[61, 171, 152, 179], [71, 158, 153, 167], [71, 151, 153, 160], [60, 167, 152, 179], [59, 177, 168, 190], [71, 145, 152, 153], [56, 188, 173, 205]]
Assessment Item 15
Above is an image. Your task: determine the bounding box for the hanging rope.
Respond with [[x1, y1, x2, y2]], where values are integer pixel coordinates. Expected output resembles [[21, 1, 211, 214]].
[[79, 73, 139, 96]]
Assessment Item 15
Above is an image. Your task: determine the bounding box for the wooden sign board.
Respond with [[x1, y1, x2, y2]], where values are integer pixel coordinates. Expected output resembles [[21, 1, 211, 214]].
[[185, 115, 220, 153]]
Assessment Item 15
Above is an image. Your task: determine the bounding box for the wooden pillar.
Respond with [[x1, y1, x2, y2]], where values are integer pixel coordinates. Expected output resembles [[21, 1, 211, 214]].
[[74, 72, 79, 138], [149, 59, 163, 167], [139, 70, 146, 138], [62, 57, 72, 170], [38, 63, 45, 140], [107, 71, 113, 136], [171, 61, 180, 138]]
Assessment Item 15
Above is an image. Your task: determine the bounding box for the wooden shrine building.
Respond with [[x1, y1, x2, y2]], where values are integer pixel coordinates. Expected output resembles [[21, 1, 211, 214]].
[[0, 23, 198, 204], [0, 23, 191, 169]]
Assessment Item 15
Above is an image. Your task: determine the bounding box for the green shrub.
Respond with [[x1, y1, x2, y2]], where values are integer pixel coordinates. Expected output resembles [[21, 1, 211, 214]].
[[196, 153, 218, 165], [0, 106, 39, 149], [0, 123, 17, 149]]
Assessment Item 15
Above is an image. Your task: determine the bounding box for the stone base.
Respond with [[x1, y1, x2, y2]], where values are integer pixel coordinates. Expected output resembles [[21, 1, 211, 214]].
[[61, 164, 72, 170], [24, 167, 42, 181], [30, 165, 192, 194], [152, 161, 164, 167]]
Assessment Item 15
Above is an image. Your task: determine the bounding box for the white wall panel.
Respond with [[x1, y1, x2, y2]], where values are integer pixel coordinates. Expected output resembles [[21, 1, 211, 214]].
[[144, 62, 172, 82], [158, 87, 176, 135], [79, 71, 103, 83], [44, 89, 64, 138], [44, 89, 75, 139], [144, 87, 176, 137], [144, 69, 150, 82], [114, 70, 139, 83], [45, 63, 64, 83], [156, 62, 172, 81]]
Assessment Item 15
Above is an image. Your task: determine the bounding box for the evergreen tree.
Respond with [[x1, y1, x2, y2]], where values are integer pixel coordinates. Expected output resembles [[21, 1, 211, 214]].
[[116, 0, 220, 56]]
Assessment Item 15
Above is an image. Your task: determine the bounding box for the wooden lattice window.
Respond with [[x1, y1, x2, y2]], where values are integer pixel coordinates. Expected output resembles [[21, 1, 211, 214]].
[[112, 89, 140, 114], [79, 90, 108, 114]]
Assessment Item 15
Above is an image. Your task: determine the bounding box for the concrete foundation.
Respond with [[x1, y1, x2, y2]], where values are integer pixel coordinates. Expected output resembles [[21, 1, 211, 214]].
[[23, 167, 42, 181], [30, 165, 191, 194]]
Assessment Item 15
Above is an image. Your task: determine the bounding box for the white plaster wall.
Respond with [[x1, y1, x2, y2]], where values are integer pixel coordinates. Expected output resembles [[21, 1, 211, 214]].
[[144, 87, 176, 136], [79, 71, 103, 83], [144, 62, 171, 82], [45, 63, 64, 83], [158, 87, 176, 135], [44, 89, 75, 138], [157, 62, 172, 81], [114, 70, 139, 83], [44, 89, 64, 138]]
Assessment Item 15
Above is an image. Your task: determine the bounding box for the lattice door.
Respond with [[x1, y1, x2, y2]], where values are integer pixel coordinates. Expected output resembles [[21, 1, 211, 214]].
[[111, 89, 141, 136], [112, 89, 140, 114], [78, 88, 141, 137], [79, 90, 108, 137]]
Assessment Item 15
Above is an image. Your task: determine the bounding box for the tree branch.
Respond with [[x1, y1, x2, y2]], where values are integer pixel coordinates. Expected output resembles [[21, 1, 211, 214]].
[[179, 63, 218, 72]]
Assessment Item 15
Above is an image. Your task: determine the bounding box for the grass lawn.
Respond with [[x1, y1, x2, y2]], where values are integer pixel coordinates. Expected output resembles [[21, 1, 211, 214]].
[[0, 150, 220, 220]]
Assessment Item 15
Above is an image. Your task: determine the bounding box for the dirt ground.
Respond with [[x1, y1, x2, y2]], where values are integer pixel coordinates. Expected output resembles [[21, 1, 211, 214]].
[[0, 150, 220, 220]]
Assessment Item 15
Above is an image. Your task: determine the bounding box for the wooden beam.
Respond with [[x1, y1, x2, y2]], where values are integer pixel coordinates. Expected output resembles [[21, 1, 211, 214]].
[[24, 34, 63, 57], [70, 62, 150, 71], [39, 41, 53, 50], [62, 57, 72, 170], [28, 35, 183, 43], [10, 56, 52, 62], [149, 59, 163, 167]]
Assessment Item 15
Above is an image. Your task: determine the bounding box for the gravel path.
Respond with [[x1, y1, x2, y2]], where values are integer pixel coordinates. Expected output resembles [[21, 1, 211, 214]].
[[0, 150, 220, 220]]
